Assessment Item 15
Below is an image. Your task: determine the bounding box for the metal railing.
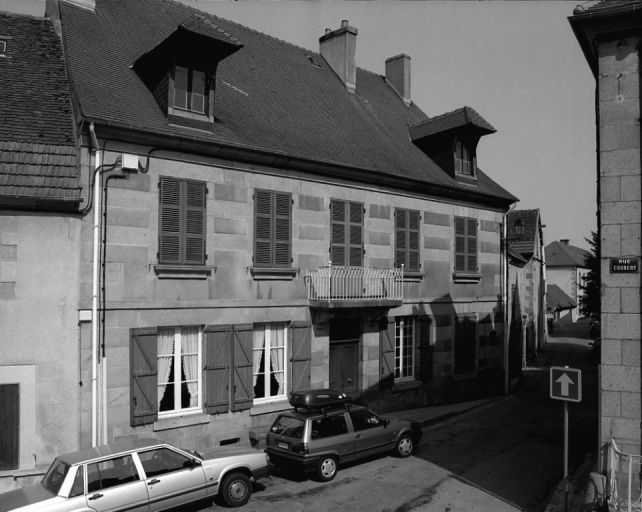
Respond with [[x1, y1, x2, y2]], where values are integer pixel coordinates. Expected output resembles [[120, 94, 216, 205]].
[[306, 265, 404, 302], [608, 440, 642, 511]]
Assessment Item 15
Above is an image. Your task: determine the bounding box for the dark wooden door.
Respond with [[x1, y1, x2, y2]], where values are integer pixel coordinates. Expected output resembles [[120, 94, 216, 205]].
[[329, 343, 358, 396], [0, 384, 19, 470]]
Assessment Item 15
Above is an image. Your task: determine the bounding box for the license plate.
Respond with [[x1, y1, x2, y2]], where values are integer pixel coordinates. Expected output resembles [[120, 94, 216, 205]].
[[278, 442, 289, 450]]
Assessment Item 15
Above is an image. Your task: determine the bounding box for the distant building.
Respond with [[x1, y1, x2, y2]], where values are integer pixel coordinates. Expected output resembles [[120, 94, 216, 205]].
[[506, 209, 547, 376], [544, 240, 590, 323], [569, 0, 642, 462]]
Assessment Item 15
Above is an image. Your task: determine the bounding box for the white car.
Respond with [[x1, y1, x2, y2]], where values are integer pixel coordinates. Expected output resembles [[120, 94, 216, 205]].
[[0, 438, 271, 511]]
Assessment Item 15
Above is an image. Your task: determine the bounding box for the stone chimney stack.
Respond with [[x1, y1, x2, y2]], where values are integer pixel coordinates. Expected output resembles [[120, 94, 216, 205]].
[[385, 54, 411, 105], [319, 20, 358, 93]]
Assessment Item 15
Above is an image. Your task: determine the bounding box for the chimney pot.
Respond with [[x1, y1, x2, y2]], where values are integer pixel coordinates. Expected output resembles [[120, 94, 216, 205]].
[[319, 21, 358, 93]]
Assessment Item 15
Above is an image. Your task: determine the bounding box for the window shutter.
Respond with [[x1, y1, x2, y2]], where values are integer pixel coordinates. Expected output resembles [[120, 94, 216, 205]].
[[331, 200, 346, 266], [159, 178, 181, 264], [467, 219, 478, 272], [418, 316, 433, 382], [254, 190, 272, 267], [274, 193, 292, 267], [395, 210, 406, 269], [348, 202, 363, 266], [231, 324, 253, 412], [184, 180, 206, 265], [290, 322, 312, 392], [454, 217, 467, 272], [408, 210, 420, 271], [379, 317, 395, 390], [204, 325, 232, 414], [130, 328, 158, 427]]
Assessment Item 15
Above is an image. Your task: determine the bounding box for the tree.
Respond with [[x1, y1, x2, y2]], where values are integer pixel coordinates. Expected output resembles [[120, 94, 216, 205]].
[[579, 230, 600, 318]]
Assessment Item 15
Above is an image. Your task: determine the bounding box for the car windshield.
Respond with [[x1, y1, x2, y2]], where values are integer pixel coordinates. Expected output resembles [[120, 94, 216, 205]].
[[42, 459, 71, 495], [271, 416, 305, 439]]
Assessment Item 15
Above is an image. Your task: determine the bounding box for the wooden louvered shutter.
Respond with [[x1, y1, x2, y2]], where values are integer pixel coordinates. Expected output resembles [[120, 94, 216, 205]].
[[379, 317, 395, 390], [408, 210, 420, 271], [254, 190, 272, 267], [467, 218, 477, 272], [348, 202, 363, 266], [184, 180, 206, 265], [395, 209, 407, 269], [254, 191, 292, 268], [290, 322, 312, 392], [274, 193, 292, 267], [130, 328, 158, 427], [231, 324, 253, 412], [159, 178, 181, 264], [204, 325, 232, 414], [455, 217, 467, 272], [331, 200, 346, 266]]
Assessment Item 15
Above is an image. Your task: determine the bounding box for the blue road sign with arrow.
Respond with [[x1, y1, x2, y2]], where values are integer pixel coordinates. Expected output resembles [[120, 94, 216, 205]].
[[550, 366, 582, 402]]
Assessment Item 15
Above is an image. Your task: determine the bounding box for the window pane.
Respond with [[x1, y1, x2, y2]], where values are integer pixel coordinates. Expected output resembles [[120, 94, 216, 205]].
[[69, 466, 84, 497], [191, 70, 206, 113], [139, 448, 191, 478], [87, 455, 139, 492], [42, 459, 70, 494], [158, 329, 175, 412], [174, 66, 188, 110], [311, 414, 348, 439]]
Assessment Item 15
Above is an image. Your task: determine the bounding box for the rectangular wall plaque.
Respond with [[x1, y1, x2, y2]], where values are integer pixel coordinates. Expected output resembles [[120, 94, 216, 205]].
[[610, 257, 639, 273]]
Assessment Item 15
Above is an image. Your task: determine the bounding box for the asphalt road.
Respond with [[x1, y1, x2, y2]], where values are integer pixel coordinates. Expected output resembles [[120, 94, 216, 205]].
[[192, 320, 598, 512]]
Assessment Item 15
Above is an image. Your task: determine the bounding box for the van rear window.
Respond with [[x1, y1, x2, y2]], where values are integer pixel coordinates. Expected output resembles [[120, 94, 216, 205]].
[[271, 416, 305, 439]]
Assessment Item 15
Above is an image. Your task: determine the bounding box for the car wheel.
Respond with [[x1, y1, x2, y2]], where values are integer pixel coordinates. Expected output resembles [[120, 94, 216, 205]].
[[394, 434, 414, 458], [315, 455, 338, 482], [220, 472, 252, 507]]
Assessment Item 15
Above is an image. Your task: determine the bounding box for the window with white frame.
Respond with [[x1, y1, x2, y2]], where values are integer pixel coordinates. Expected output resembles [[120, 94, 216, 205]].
[[253, 323, 287, 401], [157, 326, 202, 416], [395, 317, 415, 379]]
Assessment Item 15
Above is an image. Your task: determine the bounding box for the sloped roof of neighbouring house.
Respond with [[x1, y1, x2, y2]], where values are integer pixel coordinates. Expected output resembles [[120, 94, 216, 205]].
[[0, 11, 80, 209], [51, 0, 517, 207], [545, 240, 591, 268], [546, 284, 577, 312], [507, 209, 541, 260]]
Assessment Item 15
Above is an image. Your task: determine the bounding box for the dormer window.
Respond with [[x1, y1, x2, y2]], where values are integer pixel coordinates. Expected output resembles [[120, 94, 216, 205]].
[[132, 15, 243, 132], [454, 136, 476, 177], [172, 59, 210, 118]]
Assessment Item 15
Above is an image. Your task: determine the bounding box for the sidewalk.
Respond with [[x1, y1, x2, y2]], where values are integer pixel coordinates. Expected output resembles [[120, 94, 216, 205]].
[[384, 396, 503, 427]]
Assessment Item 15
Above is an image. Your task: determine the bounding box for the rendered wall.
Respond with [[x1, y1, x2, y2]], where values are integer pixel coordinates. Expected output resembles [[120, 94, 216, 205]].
[[0, 213, 81, 492]]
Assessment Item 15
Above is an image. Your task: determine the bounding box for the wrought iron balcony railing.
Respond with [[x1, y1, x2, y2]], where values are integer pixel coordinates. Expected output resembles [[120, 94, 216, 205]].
[[306, 265, 404, 303]]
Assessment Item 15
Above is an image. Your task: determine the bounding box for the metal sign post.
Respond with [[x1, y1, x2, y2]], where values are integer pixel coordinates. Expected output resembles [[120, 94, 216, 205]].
[[550, 366, 582, 512]]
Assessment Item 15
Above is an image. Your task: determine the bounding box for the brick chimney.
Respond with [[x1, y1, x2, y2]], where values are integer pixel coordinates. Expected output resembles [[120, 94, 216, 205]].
[[386, 54, 411, 105], [319, 20, 357, 93]]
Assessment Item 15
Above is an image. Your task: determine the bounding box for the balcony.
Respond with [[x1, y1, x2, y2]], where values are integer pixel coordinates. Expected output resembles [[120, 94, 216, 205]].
[[305, 266, 404, 309]]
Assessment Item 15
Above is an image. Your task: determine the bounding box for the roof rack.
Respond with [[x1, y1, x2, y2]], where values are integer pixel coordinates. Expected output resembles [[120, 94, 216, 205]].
[[289, 389, 353, 413]]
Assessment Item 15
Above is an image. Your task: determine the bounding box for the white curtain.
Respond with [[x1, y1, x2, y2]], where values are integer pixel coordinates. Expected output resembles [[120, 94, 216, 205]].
[[181, 327, 199, 408], [270, 325, 285, 396], [253, 326, 265, 388], [157, 329, 175, 409]]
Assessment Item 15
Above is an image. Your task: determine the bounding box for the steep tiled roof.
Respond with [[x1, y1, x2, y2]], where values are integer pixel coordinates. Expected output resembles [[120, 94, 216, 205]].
[[546, 284, 576, 312], [545, 240, 591, 268], [409, 106, 496, 140], [55, 0, 516, 205], [0, 11, 80, 205], [507, 209, 541, 258]]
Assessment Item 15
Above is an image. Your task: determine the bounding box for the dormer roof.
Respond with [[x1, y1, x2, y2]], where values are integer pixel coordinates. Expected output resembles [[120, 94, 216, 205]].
[[409, 106, 496, 142]]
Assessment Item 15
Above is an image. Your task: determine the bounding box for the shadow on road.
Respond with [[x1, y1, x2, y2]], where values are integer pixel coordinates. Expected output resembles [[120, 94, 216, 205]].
[[414, 320, 599, 512]]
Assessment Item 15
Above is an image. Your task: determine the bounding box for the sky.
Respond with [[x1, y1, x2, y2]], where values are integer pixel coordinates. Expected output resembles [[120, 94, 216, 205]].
[[1, 0, 598, 250]]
